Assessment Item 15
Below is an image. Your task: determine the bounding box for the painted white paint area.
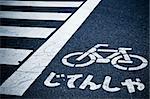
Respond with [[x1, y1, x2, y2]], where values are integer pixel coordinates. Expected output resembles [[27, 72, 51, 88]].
[[121, 78, 145, 93], [0, 26, 56, 38], [79, 75, 101, 90], [97, 49, 118, 52], [62, 52, 95, 67], [0, 48, 32, 65], [0, 1, 83, 7], [0, 11, 71, 21], [44, 72, 60, 87], [0, 71, 41, 96], [102, 76, 120, 92], [67, 74, 83, 88], [111, 54, 148, 71], [0, 0, 101, 96]]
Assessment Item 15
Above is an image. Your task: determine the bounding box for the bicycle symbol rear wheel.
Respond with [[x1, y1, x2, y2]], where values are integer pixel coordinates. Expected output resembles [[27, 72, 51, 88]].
[[62, 52, 96, 67]]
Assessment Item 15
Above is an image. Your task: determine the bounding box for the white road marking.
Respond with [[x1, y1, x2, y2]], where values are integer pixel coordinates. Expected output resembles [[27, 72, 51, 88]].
[[0, 1, 83, 7], [0, 48, 32, 65], [0, 0, 102, 96], [44, 72, 61, 87], [67, 74, 83, 88], [0, 71, 41, 96], [102, 76, 120, 92], [111, 55, 148, 71], [121, 78, 145, 93], [0, 11, 71, 21], [62, 52, 95, 67], [0, 26, 56, 38], [97, 49, 118, 52], [79, 75, 101, 90]]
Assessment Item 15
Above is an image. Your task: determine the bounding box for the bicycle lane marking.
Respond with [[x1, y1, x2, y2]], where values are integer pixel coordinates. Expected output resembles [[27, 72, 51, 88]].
[[62, 44, 148, 70], [0, 0, 102, 96]]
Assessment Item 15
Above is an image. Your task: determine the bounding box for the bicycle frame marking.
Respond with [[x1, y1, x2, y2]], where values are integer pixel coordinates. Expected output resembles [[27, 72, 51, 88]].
[[62, 44, 148, 71]]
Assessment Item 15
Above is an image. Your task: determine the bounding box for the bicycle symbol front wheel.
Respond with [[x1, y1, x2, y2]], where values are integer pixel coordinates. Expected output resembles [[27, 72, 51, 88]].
[[111, 54, 148, 71], [62, 52, 96, 67]]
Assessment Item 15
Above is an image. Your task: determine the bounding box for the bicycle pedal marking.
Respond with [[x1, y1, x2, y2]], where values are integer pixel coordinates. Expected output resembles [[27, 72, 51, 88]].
[[44, 72, 145, 93], [62, 44, 148, 71]]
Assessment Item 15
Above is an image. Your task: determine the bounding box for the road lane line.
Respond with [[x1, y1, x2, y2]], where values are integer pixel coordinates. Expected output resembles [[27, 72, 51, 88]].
[[0, 26, 56, 38], [0, 0, 102, 96], [0, 48, 32, 65], [0, 11, 71, 21], [0, 1, 83, 7]]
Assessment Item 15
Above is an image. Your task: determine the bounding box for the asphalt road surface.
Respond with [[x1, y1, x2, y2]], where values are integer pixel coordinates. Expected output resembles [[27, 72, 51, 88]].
[[0, 0, 149, 99]]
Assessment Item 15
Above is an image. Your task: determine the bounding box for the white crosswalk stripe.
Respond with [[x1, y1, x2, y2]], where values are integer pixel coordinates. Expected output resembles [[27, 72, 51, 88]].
[[0, 26, 56, 38], [0, 48, 32, 65], [0, 1, 83, 7], [0, 11, 72, 21]]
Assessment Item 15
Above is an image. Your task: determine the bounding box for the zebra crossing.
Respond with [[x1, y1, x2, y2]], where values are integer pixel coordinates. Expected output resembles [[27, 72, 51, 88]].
[[0, 0, 102, 96], [0, 1, 81, 65]]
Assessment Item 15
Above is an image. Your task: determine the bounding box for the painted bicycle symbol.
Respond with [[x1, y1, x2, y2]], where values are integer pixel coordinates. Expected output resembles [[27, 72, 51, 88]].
[[62, 44, 148, 71]]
